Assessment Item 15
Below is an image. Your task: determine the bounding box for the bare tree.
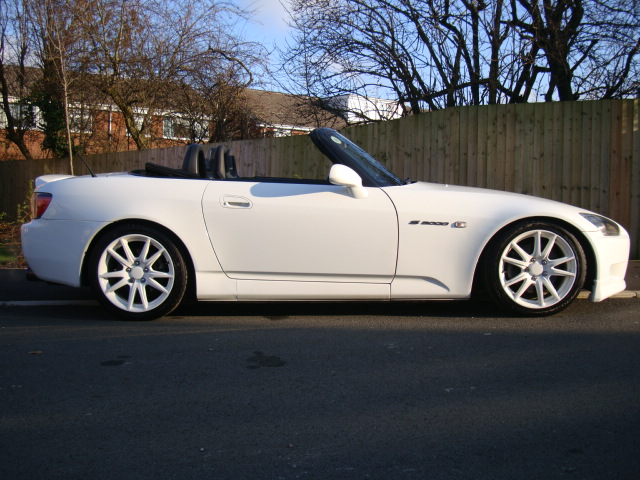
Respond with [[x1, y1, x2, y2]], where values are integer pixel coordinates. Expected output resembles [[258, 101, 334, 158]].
[[168, 46, 266, 142], [28, 0, 86, 173], [0, 0, 37, 160], [77, 0, 265, 149], [281, 0, 515, 113], [575, 0, 639, 99], [281, 0, 639, 113], [1, 0, 267, 160], [2, 0, 97, 163]]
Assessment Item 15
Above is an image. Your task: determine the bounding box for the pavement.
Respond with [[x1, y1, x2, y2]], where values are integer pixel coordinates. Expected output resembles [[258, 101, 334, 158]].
[[0, 269, 96, 305], [1, 262, 639, 306]]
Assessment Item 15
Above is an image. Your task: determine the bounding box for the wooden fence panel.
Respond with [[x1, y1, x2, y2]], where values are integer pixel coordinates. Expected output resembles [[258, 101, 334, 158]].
[[632, 100, 640, 253], [1, 99, 639, 258]]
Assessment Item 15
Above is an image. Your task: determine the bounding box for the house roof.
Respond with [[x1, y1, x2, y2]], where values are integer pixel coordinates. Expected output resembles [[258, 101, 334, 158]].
[[242, 89, 346, 131]]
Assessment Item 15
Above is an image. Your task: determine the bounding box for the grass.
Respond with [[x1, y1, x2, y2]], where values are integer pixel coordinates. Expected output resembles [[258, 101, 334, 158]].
[[0, 247, 18, 264]]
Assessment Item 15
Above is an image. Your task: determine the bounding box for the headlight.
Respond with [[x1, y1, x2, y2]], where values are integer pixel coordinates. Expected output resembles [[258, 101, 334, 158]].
[[580, 213, 621, 236]]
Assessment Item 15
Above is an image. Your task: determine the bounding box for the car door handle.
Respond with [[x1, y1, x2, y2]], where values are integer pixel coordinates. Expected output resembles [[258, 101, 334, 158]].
[[221, 196, 253, 209]]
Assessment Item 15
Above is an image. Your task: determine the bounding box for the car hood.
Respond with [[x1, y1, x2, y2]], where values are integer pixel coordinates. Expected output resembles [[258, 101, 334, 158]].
[[382, 181, 601, 233]]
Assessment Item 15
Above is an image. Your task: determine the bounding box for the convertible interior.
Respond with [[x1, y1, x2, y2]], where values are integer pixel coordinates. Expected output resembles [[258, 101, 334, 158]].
[[142, 144, 239, 180], [138, 142, 332, 185], [135, 128, 404, 187]]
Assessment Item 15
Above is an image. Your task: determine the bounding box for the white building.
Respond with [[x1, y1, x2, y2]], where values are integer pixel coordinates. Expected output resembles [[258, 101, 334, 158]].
[[328, 94, 404, 124]]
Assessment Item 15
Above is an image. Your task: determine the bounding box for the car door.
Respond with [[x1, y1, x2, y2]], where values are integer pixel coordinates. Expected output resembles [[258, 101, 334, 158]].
[[201, 180, 398, 284]]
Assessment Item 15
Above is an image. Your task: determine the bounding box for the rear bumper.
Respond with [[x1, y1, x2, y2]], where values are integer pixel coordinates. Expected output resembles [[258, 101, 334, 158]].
[[21, 219, 107, 288]]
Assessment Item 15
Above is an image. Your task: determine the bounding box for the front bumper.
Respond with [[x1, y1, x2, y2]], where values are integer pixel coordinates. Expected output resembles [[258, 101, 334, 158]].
[[583, 228, 630, 302]]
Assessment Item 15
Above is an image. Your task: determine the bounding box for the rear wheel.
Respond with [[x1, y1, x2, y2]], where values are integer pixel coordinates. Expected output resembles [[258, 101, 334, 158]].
[[484, 221, 586, 316], [89, 224, 187, 320]]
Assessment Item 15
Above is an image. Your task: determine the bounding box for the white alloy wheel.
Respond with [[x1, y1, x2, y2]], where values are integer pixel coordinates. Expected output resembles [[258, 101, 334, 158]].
[[499, 229, 577, 308], [90, 225, 187, 320], [485, 222, 586, 316]]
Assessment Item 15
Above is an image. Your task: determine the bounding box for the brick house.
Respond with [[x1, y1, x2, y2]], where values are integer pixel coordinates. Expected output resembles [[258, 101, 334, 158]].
[[1, 69, 346, 161]]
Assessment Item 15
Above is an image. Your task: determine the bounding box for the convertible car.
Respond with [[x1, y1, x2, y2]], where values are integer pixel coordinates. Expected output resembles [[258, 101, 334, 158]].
[[21, 128, 629, 320]]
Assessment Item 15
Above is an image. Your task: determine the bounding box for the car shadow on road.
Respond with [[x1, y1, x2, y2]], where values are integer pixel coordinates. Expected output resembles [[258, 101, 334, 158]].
[[172, 298, 514, 320], [2, 295, 588, 324]]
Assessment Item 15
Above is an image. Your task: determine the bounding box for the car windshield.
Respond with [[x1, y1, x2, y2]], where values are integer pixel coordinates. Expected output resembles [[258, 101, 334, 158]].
[[328, 132, 403, 187]]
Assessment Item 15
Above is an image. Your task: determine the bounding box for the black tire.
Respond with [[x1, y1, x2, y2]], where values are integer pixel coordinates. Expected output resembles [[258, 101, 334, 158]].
[[483, 221, 586, 316], [88, 224, 188, 320]]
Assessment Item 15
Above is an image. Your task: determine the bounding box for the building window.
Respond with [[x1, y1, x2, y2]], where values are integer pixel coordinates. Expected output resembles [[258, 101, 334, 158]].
[[69, 108, 93, 134], [0, 102, 39, 130], [163, 115, 208, 141], [126, 113, 147, 137]]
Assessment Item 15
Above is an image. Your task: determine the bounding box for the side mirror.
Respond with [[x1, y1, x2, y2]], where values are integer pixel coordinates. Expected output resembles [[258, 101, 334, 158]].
[[329, 164, 368, 199]]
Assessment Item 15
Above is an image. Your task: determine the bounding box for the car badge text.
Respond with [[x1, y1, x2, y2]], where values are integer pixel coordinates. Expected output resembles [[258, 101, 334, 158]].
[[409, 220, 468, 228]]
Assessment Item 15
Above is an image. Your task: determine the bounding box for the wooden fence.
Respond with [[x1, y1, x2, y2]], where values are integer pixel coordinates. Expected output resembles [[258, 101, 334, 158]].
[[1, 99, 638, 258]]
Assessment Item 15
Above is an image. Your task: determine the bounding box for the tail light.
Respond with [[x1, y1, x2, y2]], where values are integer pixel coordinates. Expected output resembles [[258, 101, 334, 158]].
[[32, 193, 52, 219]]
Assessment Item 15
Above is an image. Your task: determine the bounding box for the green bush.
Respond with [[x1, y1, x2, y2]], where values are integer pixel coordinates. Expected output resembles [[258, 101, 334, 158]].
[[0, 213, 24, 267], [0, 184, 32, 268]]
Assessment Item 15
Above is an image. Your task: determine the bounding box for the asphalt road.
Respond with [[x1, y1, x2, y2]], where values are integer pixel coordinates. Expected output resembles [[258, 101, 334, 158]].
[[1, 298, 639, 480]]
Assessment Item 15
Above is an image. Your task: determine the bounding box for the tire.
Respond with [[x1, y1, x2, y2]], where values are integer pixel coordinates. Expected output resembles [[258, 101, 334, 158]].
[[88, 224, 188, 320], [483, 221, 586, 316]]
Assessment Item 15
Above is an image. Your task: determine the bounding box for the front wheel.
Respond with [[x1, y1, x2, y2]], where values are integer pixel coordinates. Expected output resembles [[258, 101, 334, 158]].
[[89, 224, 187, 320], [484, 221, 586, 316]]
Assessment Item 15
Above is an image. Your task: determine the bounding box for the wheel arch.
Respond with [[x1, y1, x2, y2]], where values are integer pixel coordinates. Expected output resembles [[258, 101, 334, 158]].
[[81, 219, 197, 300], [472, 216, 597, 295]]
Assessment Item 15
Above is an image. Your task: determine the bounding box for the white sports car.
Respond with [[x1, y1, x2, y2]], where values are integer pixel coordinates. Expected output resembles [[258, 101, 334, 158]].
[[21, 128, 629, 320]]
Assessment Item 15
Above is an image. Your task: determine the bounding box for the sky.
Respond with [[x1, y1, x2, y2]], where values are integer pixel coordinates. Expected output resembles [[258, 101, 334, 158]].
[[236, 0, 293, 50], [233, 0, 296, 90]]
